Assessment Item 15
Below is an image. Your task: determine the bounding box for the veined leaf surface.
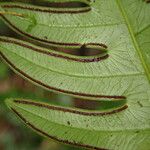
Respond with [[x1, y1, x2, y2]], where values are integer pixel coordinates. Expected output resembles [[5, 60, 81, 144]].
[[5, 98, 150, 150], [0, 0, 150, 149]]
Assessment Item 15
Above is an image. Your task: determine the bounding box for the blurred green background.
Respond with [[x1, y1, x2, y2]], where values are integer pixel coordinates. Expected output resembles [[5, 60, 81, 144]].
[[0, 12, 84, 150]]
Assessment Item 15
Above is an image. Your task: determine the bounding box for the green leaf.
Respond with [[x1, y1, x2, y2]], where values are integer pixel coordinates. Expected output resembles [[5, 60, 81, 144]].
[[0, 0, 150, 149], [0, 1, 124, 48], [5, 98, 150, 150]]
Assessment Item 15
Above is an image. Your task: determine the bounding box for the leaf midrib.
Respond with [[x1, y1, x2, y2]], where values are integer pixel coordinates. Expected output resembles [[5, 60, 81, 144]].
[[116, 0, 150, 83]]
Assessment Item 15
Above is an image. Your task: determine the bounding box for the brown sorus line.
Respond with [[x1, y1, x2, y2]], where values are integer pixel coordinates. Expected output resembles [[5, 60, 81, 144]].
[[1, 15, 103, 47], [82, 43, 108, 49], [0, 52, 126, 100], [2, 4, 91, 14], [14, 100, 128, 116], [11, 108, 107, 150], [0, 37, 108, 63]]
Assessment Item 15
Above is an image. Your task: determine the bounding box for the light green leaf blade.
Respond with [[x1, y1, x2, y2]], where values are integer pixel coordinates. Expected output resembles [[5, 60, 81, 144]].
[[0, 0, 149, 77], [0, 0, 150, 149], [116, 0, 150, 81], [5, 98, 150, 150], [121, 0, 150, 79], [0, 36, 149, 101], [0, 1, 124, 48]]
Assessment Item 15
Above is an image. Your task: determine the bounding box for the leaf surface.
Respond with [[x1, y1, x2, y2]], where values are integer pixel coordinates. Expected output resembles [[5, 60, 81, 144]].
[[0, 0, 150, 149], [5, 98, 150, 150]]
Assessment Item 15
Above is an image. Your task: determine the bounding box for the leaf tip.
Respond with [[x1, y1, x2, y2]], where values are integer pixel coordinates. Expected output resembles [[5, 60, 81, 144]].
[[5, 98, 15, 108]]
